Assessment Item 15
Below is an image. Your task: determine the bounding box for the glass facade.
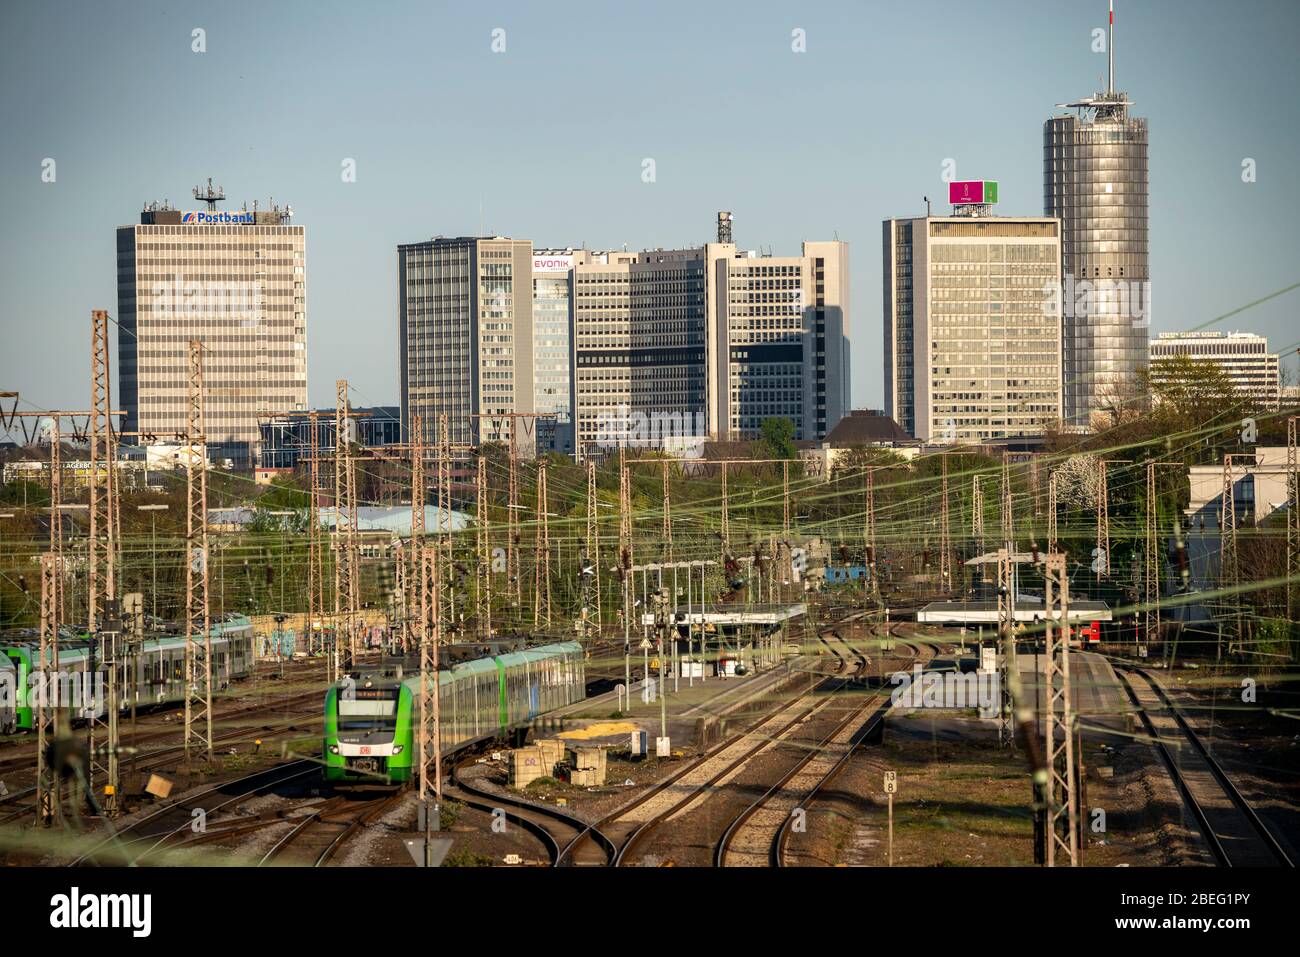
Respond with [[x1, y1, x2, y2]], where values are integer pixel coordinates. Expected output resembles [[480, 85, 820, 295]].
[[532, 274, 571, 417], [399, 238, 530, 449], [1044, 103, 1150, 426]]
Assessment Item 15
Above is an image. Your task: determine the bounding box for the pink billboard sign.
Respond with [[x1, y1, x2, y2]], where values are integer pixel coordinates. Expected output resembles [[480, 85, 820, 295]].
[[948, 180, 985, 205]]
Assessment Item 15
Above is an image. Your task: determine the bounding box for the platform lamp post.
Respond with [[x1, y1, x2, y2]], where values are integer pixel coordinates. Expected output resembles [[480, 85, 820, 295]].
[[136, 504, 168, 621], [0, 513, 13, 593], [266, 510, 295, 640], [273, 613, 288, 680]]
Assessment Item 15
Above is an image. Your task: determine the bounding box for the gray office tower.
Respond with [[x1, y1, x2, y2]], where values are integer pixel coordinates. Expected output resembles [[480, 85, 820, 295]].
[[1044, 2, 1149, 427]]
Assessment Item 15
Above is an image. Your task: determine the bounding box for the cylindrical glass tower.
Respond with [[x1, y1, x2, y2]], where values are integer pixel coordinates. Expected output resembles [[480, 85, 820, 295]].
[[1044, 96, 1149, 427]]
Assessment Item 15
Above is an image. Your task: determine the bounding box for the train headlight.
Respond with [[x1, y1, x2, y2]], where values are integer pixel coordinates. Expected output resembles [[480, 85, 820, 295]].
[[329, 745, 339, 755], [391, 745, 404, 754]]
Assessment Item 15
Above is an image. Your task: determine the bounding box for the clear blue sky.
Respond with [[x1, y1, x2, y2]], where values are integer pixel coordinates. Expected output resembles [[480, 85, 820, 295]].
[[2, 0, 1298, 415]]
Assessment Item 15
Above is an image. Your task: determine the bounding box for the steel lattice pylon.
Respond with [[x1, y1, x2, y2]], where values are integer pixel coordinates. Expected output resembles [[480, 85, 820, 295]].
[[88, 311, 121, 809], [619, 447, 633, 610], [477, 453, 493, 641], [1144, 463, 1159, 655], [533, 460, 551, 629], [782, 460, 790, 539], [184, 339, 212, 762], [1287, 418, 1297, 634], [48, 417, 63, 623], [1047, 470, 1058, 554], [1220, 453, 1246, 657], [437, 415, 453, 633], [409, 412, 425, 651], [1096, 460, 1109, 582], [507, 429, 521, 614], [939, 455, 953, 588], [333, 381, 360, 678], [87, 311, 118, 632], [663, 459, 674, 564], [864, 467, 876, 572], [36, 552, 60, 826], [997, 548, 1016, 748], [417, 543, 443, 812], [1042, 553, 1079, 866], [1142, 461, 1180, 657], [307, 413, 325, 655], [720, 461, 730, 561], [582, 459, 601, 635], [1000, 452, 1013, 549]]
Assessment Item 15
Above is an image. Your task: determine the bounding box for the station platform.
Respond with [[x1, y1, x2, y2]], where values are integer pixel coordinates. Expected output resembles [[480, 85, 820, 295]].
[[541, 657, 818, 750]]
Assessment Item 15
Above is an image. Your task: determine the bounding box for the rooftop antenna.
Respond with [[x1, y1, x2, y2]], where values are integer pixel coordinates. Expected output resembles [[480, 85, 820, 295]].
[[924, 196, 931, 217], [1108, 0, 1114, 95], [193, 177, 225, 212]]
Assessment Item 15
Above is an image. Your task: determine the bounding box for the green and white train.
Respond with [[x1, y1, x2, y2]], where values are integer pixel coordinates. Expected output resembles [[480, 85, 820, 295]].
[[0, 615, 255, 731], [323, 641, 586, 782]]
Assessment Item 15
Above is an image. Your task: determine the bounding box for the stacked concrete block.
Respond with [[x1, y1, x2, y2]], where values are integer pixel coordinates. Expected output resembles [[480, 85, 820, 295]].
[[535, 738, 566, 774], [568, 746, 607, 786], [509, 746, 546, 788]]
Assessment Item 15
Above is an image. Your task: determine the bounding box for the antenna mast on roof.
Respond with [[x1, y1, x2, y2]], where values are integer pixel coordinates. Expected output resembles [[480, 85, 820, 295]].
[[193, 177, 225, 212], [1108, 0, 1115, 94]]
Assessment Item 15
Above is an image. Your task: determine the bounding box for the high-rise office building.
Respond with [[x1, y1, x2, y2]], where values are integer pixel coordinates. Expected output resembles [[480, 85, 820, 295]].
[[568, 222, 850, 459], [116, 196, 307, 465], [883, 213, 1063, 443], [571, 247, 708, 458], [401, 219, 850, 462], [712, 241, 850, 441], [1149, 331, 1280, 410], [398, 236, 534, 450], [1044, 4, 1149, 427], [532, 249, 580, 455]]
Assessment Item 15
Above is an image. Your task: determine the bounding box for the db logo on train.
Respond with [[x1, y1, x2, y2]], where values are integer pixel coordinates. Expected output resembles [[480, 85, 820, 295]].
[[359, 746, 372, 755]]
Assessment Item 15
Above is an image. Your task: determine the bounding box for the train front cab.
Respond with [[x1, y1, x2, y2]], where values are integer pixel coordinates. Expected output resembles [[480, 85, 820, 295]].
[[324, 675, 408, 783]]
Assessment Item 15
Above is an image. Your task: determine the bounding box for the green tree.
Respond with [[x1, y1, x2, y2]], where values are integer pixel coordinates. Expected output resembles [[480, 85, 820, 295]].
[[758, 417, 796, 461]]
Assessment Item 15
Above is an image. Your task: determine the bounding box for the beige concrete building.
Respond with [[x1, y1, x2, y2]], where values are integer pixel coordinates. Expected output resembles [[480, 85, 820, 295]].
[[884, 214, 1063, 442], [1150, 331, 1280, 410], [399, 236, 534, 450], [1186, 446, 1294, 527], [116, 201, 307, 464], [571, 224, 850, 459], [713, 241, 850, 441]]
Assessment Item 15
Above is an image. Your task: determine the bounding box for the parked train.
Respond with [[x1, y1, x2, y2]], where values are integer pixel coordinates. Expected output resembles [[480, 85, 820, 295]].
[[0, 615, 255, 731], [323, 641, 585, 783]]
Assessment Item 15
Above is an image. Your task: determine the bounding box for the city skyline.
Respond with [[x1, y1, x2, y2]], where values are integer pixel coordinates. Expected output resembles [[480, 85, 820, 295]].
[[2, 0, 1299, 417]]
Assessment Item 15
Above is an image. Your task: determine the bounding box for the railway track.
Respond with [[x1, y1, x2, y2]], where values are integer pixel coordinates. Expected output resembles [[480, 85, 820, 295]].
[[1115, 665, 1293, 868], [720, 634, 928, 868], [0, 686, 325, 778], [449, 759, 618, 866], [255, 788, 404, 867], [0, 706, 322, 827], [562, 624, 910, 866], [817, 628, 868, 675], [69, 759, 319, 866]]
